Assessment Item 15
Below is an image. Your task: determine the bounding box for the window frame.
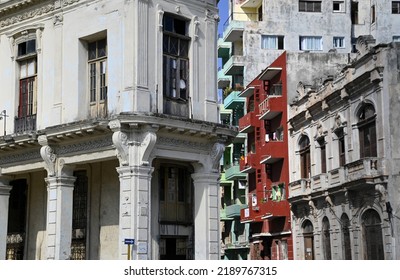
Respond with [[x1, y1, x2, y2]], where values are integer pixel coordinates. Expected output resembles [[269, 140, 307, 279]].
[[261, 35, 284, 50], [299, 36, 323, 51], [163, 14, 190, 102], [358, 104, 377, 158], [333, 36, 345, 49], [392, 1, 400, 14], [15, 37, 38, 134], [333, 1, 345, 13], [299, 1, 322, 13], [299, 135, 311, 179]]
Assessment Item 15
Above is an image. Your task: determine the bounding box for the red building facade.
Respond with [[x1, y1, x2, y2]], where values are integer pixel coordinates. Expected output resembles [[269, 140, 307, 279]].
[[238, 52, 293, 260]]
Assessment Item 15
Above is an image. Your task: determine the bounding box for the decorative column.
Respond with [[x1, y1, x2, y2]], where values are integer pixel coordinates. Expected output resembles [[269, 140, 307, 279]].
[[134, 0, 150, 112], [204, 10, 219, 122], [39, 135, 75, 260], [0, 177, 12, 260], [110, 120, 157, 260], [192, 143, 225, 260]]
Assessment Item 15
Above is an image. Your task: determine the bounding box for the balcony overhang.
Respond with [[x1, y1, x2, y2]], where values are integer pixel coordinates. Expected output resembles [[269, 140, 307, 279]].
[[238, 86, 255, 98], [258, 67, 282, 81], [239, 125, 253, 134], [260, 155, 282, 165], [252, 230, 291, 238], [225, 63, 244, 76], [223, 22, 245, 42], [240, 0, 262, 8], [259, 110, 281, 120], [241, 165, 255, 173]]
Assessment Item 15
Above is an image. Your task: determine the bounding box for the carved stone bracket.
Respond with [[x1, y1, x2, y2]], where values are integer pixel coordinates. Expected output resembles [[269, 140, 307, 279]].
[[39, 135, 56, 177], [210, 142, 225, 173], [112, 131, 130, 166], [140, 131, 157, 166]]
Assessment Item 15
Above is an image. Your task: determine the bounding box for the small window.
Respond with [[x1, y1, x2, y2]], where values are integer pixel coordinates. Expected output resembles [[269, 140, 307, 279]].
[[333, 1, 344, 12], [300, 36, 323, 51], [392, 2, 400, 14], [17, 39, 36, 57], [299, 1, 322, 12], [371, 5, 376, 23], [333, 37, 345, 48], [261, 35, 284, 50], [393, 36, 400, 42]]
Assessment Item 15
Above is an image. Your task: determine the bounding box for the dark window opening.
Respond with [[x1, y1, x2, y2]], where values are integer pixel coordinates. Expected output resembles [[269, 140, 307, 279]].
[[393, 2, 400, 14], [18, 39, 36, 57], [299, 1, 322, 12], [351, 2, 359, 24], [341, 214, 352, 260], [362, 209, 384, 260], [358, 104, 377, 158], [299, 136, 311, 179]]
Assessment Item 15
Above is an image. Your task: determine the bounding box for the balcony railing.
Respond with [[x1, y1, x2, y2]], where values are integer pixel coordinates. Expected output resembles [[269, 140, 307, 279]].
[[223, 12, 260, 33], [238, 111, 255, 133], [259, 94, 283, 120], [14, 114, 36, 134]]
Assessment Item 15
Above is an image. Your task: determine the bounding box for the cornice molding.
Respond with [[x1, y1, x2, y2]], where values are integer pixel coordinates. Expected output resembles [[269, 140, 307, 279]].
[[0, 0, 80, 28]]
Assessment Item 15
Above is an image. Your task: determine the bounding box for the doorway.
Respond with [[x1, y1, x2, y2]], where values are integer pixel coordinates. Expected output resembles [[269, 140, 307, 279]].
[[159, 237, 189, 260]]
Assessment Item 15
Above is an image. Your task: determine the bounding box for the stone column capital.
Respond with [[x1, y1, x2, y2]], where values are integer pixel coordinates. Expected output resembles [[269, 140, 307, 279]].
[[191, 172, 220, 185]]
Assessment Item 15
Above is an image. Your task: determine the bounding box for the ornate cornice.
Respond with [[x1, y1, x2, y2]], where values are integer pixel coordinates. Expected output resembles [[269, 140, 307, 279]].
[[0, 0, 80, 28]]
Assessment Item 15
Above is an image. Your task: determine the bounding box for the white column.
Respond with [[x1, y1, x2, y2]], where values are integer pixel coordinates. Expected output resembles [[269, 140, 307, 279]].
[[117, 165, 153, 260], [45, 174, 75, 260], [111, 121, 157, 260], [192, 172, 220, 260], [0, 178, 12, 260]]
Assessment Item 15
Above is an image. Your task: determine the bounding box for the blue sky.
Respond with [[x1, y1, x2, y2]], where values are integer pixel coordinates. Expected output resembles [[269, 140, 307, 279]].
[[218, 0, 229, 37]]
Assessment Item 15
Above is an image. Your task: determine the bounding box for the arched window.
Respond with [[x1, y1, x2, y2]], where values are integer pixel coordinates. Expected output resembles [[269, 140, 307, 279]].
[[341, 214, 352, 260], [302, 220, 314, 260], [299, 135, 311, 178], [322, 217, 332, 260], [362, 209, 384, 260], [358, 104, 377, 158]]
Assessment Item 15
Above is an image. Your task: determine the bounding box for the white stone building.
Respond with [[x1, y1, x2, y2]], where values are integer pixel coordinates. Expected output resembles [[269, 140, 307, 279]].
[[288, 39, 400, 260], [0, 0, 236, 260]]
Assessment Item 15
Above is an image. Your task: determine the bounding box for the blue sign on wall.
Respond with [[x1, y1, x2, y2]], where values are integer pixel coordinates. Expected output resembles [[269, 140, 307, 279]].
[[124, 239, 135, 245]]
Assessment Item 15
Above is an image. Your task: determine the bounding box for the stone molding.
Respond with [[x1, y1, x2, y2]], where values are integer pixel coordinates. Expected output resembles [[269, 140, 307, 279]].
[[0, 0, 81, 28], [112, 131, 129, 166]]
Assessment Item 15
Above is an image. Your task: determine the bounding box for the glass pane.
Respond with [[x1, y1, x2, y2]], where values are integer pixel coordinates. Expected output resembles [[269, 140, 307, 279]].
[[26, 40, 36, 54], [169, 37, 178, 55], [90, 63, 96, 102], [20, 61, 27, 78], [97, 39, 107, 58], [88, 42, 97, 60], [180, 40, 189, 57], [163, 15, 174, 32]]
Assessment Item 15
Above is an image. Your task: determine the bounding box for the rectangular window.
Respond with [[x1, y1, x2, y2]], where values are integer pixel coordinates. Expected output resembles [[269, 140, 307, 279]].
[[371, 5, 376, 23], [16, 40, 37, 134], [163, 14, 190, 117], [333, 1, 344, 12], [320, 143, 326, 173], [339, 135, 345, 167], [299, 1, 322, 12], [333, 37, 345, 48], [300, 36, 323, 51], [393, 36, 400, 42], [261, 35, 284, 50], [88, 38, 107, 118], [392, 2, 400, 14]]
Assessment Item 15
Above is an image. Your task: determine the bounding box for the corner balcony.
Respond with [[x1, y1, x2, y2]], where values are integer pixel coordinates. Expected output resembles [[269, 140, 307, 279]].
[[218, 37, 231, 58], [222, 12, 259, 42], [259, 200, 290, 220], [240, 153, 257, 173], [328, 167, 346, 188], [224, 55, 245, 76], [238, 111, 255, 133], [288, 179, 311, 200], [226, 203, 247, 218], [345, 158, 387, 186], [218, 68, 231, 89], [259, 141, 286, 165], [259, 94, 284, 120], [224, 90, 246, 110], [225, 164, 247, 180]]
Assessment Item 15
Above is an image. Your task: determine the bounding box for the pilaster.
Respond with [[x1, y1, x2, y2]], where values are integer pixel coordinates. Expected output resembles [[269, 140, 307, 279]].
[[191, 172, 220, 260], [45, 174, 75, 260], [39, 135, 76, 259], [0, 177, 12, 260], [110, 120, 157, 259]]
